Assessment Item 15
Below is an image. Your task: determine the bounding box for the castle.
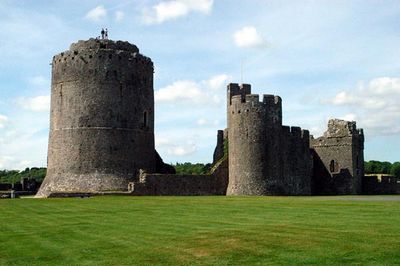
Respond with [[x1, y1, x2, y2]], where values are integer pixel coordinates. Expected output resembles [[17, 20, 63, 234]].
[[36, 38, 374, 197], [224, 84, 364, 196]]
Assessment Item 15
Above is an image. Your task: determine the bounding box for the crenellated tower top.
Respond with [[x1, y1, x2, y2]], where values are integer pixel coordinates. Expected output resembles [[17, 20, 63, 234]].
[[227, 83, 282, 126]]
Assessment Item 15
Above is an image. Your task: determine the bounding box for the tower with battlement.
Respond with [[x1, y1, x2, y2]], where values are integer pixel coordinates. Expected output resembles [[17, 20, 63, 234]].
[[36, 39, 159, 197], [311, 119, 364, 194], [226, 83, 312, 195]]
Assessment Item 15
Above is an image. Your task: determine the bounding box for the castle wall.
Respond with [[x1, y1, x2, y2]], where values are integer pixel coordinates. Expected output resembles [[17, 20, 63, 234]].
[[37, 39, 156, 197], [281, 127, 312, 195], [362, 175, 400, 195], [311, 119, 364, 195], [213, 130, 225, 164], [132, 158, 228, 196]]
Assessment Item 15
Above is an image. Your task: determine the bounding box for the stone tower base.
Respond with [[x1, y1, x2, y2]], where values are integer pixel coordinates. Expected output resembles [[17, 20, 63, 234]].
[[35, 172, 133, 198]]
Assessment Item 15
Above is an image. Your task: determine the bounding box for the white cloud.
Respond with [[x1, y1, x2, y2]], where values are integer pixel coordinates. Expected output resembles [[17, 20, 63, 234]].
[[155, 74, 229, 105], [115, 11, 124, 22], [0, 114, 8, 128], [197, 118, 208, 126], [154, 74, 229, 163], [0, 109, 48, 170], [233, 26, 267, 48], [205, 74, 230, 90], [142, 0, 213, 24], [85, 5, 107, 22], [167, 144, 197, 156], [17, 95, 50, 112], [326, 77, 400, 136], [339, 113, 357, 122], [155, 80, 203, 103], [368, 77, 400, 95], [155, 136, 197, 156], [0, 156, 31, 170], [155, 136, 171, 147], [196, 118, 219, 126]]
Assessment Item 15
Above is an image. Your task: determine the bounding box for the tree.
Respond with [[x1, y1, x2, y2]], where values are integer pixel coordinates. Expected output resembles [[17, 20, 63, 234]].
[[365, 161, 380, 174], [390, 162, 400, 178], [364, 160, 392, 174], [0, 168, 46, 184], [173, 162, 211, 175], [381, 161, 392, 174]]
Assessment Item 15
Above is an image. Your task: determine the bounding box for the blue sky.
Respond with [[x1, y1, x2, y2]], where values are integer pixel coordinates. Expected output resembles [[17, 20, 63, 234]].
[[0, 0, 399, 169]]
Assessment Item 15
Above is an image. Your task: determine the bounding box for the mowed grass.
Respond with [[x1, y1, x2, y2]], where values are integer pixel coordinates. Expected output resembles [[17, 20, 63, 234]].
[[1, 196, 400, 265]]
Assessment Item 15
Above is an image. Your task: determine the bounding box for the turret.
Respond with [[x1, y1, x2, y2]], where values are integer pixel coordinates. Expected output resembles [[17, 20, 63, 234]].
[[226, 83, 283, 195]]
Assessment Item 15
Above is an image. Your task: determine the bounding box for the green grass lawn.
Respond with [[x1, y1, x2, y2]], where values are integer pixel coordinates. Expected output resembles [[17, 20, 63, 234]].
[[1, 196, 400, 265]]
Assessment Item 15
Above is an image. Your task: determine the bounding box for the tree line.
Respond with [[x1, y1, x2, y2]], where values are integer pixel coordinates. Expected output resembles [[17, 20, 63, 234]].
[[0, 167, 46, 184], [173, 162, 212, 175], [0, 161, 399, 185], [364, 160, 400, 177]]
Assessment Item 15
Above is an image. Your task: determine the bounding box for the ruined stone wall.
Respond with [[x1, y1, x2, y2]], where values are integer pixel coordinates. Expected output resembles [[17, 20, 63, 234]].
[[311, 119, 364, 195], [132, 158, 228, 196], [362, 175, 400, 195], [213, 130, 224, 164], [280, 126, 312, 195], [37, 39, 156, 197]]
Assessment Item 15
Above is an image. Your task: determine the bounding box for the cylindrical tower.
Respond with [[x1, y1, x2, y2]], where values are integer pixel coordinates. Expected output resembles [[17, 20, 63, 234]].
[[37, 39, 156, 197], [226, 83, 283, 195]]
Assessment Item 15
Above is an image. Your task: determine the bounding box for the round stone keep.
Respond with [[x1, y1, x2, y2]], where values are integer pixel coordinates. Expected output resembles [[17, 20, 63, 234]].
[[36, 39, 156, 197]]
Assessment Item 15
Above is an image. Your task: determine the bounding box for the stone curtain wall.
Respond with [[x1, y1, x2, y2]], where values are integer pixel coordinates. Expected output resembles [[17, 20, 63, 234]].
[[132, 158, 228, 196], [362, 175, 400, 195], [280, 126, 312, 195]]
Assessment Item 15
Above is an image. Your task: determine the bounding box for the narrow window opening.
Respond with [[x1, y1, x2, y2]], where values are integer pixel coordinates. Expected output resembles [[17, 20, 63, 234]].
[[59, 83, 63, 97], [330, 160, 335, 173]]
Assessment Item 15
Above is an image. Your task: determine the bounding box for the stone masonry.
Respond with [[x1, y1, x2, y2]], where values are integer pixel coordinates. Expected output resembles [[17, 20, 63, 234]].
[[36, 39, 172, 197], [36, 38, 386, 197], [311, 119, 364, 195], [226, 83, 311, 195]]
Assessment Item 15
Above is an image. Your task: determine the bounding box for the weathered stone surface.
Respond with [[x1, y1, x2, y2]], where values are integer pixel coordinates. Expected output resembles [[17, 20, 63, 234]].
[[37, 39, 156, 197], [212, 130, 224, 164], [226, 83, 312, 196], [311, 119, 364, 195], [131, 157, 228, 196], [35, 37, 378, 197]]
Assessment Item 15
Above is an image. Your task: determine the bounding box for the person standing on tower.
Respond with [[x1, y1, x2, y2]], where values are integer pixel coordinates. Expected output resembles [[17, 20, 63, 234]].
[[105, 28, 108, 39], [101, 28, 105, 39]]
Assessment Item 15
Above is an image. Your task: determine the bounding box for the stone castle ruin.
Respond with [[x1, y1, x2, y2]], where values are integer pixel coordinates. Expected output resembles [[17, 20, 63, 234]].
[[36, 38, 388, 197], [36, 39, 173, 198], [311, 119, 364, 195], [227, 84, 312, 195]]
